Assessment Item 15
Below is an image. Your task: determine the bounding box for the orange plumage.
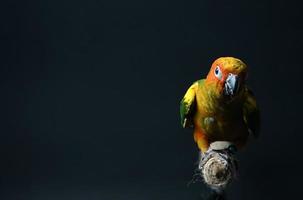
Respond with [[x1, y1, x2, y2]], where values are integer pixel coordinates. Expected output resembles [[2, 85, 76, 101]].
[[180, 57, 260, 152]]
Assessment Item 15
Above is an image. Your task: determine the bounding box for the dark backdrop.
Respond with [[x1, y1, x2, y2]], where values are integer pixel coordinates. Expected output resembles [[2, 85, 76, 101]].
[[0, 0, 302, 199]]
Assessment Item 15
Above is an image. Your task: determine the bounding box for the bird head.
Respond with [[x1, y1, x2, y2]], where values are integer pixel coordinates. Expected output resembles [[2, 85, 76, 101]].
[[206, 57, 247, 99]]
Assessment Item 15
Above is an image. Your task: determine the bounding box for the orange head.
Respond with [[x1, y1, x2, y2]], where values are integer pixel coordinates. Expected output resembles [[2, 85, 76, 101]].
[[206, 57, 248, 98]]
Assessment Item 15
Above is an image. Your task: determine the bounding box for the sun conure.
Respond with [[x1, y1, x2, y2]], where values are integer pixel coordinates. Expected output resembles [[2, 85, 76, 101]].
[[180, 57, 260, 152]]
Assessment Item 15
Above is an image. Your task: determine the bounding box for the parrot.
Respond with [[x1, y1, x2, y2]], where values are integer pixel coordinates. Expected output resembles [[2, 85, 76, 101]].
[[180, 57, 260, 153]]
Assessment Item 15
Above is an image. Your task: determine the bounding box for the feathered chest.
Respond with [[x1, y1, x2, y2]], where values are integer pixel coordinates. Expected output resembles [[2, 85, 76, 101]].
[[195, 86, 245, 136]]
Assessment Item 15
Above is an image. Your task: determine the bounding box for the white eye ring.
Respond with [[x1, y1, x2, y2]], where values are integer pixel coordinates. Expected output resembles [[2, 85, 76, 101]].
[[214, 66, 222, 80]]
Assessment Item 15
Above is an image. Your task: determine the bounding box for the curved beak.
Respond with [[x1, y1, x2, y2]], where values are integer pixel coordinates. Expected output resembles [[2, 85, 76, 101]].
[[224, 73, 239, 96]]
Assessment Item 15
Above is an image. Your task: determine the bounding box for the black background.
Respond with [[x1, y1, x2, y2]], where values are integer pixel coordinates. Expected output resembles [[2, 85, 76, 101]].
[[1, 0, 303, 199]]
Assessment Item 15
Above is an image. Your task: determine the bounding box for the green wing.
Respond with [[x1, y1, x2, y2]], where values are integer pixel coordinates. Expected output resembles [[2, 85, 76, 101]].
[[180, 81, 199, 128], [243, 87, 261, 137]]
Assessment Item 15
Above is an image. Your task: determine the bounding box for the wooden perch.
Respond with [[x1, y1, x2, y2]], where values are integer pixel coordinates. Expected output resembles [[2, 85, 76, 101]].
[[199, 141, 238, 193]]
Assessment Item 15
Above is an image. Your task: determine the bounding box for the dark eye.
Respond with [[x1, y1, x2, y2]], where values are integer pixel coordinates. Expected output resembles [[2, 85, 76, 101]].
[[215, 68, 219, 75], [214, 66, 222, 80]]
